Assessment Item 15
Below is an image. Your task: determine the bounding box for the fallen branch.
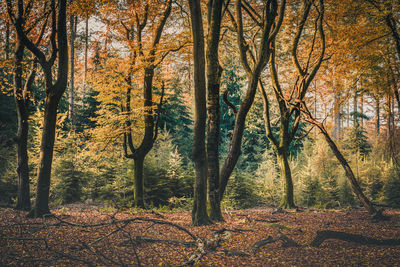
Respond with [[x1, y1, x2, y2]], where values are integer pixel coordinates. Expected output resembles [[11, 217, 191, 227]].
[[249, 232, 299, 254], [310, 230, 400, 247]]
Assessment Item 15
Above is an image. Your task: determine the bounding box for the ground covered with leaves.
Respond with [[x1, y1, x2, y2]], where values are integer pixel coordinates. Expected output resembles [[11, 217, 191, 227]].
[[1, 205, 400, 266]]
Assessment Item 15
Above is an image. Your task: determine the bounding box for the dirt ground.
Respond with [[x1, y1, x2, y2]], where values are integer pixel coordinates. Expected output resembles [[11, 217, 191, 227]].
[[1, 205, 400, 266]]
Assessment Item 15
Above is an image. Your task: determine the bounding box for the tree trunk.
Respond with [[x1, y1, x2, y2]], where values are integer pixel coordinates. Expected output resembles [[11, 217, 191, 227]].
[[206, 0, 223, 222], [83, 16, 89, 91], [5, 21, 10, 60], [277, 150, 295, 208], [219, 72, 261, 200], [360, 93, 364, 127], [376, 96, 380, 135], [333, 89, 340, 140], [29, 98, 59, 217], [320, 125, 378, 216], [14, 38, 31, 211], [68, 14, 77, 123], [27, 0, 69, 218], [134, 156, 145, 208], [189, 0, 211, 226], [353, 89, 358, 126]]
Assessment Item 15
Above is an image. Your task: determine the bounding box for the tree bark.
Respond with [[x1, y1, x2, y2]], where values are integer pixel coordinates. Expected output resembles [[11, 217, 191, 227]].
[[5, 21, 10, 60], [32, 97, 59, 216], [134, 156, 145, 208], [376, 96, 380, 135], [83, 16, 89, 91], [189, 0, 211, 226], [353, 88, 358, 126], [206, 0, 224, 222], [68, 14, 77, 123], [14, 37, 31, 211], [277, 149, 295, 208]]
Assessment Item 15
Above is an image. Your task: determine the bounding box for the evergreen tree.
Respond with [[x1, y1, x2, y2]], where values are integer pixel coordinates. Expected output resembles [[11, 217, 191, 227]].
[[343, 123, 371, 156], [158, 83, 192, 160]]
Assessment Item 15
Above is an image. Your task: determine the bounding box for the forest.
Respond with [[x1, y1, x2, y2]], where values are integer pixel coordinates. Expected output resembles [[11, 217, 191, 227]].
[[1, 0, 400, 265]]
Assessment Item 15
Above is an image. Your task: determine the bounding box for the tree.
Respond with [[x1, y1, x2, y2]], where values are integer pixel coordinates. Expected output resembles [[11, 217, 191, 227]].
[[91, 0, 174, 208], [296, 100, 381, 218], [205, 0, 224, 222], [188, 0, 212, 225], [7, 0, 69, 217], [220, 0, 286, 209], [259, 0, 325, 208]]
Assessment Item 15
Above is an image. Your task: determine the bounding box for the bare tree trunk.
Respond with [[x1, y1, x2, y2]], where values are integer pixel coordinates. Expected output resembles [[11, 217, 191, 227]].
[[360, 92, 364, 127], [299, 102, 380, 218], [376, 96, 380, 135], [83, 16, 88, 91], [134, 156, 145, 208], [333, 89, 340, 140], [219, 0, 286, 203], [13, 0, 69, 218], [353, 88, 358, 126], [189, 0, 211, 226], [32, 98, 59, 216], [206, 0, 223, 222], [277, 149, 294, 208], [68, 14, 77, 123], [14, 37, 31, 211], [321, 128, 378, 215], [5, 21, 10, 60]]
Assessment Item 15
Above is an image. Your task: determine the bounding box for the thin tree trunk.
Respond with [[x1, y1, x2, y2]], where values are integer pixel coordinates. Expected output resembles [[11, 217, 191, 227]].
[[68, 14, 77, 123], [334, 89, 340, 139], [189, 0, 211, 226], [14, 38, 31, 211], [83, 16, 89, 91], [300, 102, 379, 217], [5, 21, 10, 60], [219, 72, 261, 199], [353, 89, 358, 126], [360, 92, 364, 127], [322, 128, 378, 215], [376, 97, 380, 135]]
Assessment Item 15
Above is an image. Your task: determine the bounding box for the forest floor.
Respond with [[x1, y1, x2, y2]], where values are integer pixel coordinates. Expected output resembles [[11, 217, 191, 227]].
[[1, 205, 400, 266]]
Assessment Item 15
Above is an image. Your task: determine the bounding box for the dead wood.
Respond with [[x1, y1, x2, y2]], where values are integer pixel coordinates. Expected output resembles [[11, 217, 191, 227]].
[[310, 230, 400, 247], [249, 232, 299, 254], [222, 249, 250, 257]]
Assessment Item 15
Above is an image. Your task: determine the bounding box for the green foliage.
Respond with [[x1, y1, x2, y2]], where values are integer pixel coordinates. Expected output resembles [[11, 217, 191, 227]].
[[338, 180, 355, 207], [224, 171, 262, 209], [254, 147, 282, 206], [144, 130, 193, 207], [74, 89, 101, 133], [0, 77, 18, 206], [295, 137, 344, 208], [52, 133, 85, 204], [343, 123, 371, 156], [382, 169, 400, 207], [158, 81, 192, 160]]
